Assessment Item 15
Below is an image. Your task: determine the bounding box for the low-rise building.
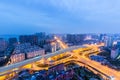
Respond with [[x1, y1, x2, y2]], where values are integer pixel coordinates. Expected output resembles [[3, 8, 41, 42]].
[[25, 46, 45, 59], [11, 43, 45, 63], [11, 53, 25, 63]]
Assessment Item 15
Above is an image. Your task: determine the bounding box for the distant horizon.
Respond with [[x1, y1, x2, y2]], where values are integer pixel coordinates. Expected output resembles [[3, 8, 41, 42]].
[[0, 32, 120, 36]]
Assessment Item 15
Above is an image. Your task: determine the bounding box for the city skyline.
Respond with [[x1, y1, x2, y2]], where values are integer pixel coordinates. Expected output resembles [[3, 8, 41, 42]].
[[0, 0, 120, 34]]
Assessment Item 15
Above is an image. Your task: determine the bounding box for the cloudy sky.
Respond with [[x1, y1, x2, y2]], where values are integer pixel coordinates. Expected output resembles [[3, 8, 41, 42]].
[[0, 0, 120, 34]]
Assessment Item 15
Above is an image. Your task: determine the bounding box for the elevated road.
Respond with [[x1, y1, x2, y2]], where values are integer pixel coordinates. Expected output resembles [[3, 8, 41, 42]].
[[55, 36, 118, 80], [0, 36, 119, 80], [0, 45, 85, 74], [76, 56, 120, 80]]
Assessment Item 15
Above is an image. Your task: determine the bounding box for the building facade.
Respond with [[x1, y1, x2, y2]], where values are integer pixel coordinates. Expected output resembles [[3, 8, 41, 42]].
[[0, 38, 8, 52], [10, 53, 25, 63], [104, 36, 113, 47], [66, 34, 86, 45], [8, 37, 17, 46], [19, 35, 38, 45], [11, 43, 45, 63], [111, 48, 119, 59]]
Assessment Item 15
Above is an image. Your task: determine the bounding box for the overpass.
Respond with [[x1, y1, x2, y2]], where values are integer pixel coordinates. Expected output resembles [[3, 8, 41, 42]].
[[0, 45, 119, 80], [0, 45, 85, 74], [54, 36, 118, 80], [0, 36, 119, 80]]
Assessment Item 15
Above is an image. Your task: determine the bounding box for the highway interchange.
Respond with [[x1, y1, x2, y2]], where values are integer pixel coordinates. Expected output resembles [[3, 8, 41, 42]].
[[0, 36, 120, 80]]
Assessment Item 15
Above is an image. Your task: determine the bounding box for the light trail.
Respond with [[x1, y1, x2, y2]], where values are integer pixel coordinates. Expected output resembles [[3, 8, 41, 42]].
[[0, 36, 119, 80], [55, 36, 119, 80]]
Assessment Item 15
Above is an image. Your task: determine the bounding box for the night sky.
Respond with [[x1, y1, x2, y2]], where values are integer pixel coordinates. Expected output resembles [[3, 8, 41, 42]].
[[0, 0, 120, 34]]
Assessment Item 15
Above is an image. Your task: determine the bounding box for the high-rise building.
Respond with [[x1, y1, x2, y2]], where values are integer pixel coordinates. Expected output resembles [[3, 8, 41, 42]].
[[110, 41, 120, 60], [19, 35, 38, 45], [116, 41, 120, 48], [43, 39, 60, 53], [66, 34, 85, 45], [99, 34, 103, 41], [35, 32, 46, 39], [50, 42, 60, 52], [8, 37, 17, 46], [67, 34, 75, 43], [99, 34, 106, 42], [0, 38, 8, 52], [35, 32, 46, 47], [104, 36, 113, 47], [111, 48, 119, 59]]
